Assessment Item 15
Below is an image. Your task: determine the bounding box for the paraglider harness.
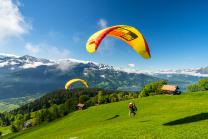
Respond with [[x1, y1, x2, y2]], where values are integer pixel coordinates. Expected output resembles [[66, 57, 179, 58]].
[[128, 103, 137, 116]]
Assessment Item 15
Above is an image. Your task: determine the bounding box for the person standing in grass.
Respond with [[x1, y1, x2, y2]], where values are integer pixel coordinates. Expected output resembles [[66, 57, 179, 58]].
[[133, 103, 137, 114], [128, 102, 137, 116]]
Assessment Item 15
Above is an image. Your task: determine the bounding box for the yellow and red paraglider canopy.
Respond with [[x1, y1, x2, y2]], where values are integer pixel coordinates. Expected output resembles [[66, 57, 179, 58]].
[[65, 78, 89, 90], [86, 25, 151, 59]]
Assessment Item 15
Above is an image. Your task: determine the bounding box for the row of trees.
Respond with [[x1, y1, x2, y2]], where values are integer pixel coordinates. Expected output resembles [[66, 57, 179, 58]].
[[187, 78, 208, 92]]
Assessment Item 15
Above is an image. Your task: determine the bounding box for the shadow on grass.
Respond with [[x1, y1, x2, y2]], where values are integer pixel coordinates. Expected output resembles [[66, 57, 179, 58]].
[[163, 113, 208, 126], [105, 115, 119, 121], [139, 120, 150, 123]]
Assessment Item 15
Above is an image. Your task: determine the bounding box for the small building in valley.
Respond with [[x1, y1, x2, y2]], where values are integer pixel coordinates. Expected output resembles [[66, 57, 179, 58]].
[[77, 103, 85, 110], [23, 120, 32, 129], [161, 85, 179, 95]]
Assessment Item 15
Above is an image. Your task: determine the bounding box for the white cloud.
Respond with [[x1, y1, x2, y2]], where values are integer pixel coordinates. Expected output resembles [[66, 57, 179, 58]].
[[24, 43, 39, 54], [0, 53, 19, 58], [55, 60, 77, 71], [128, 64, 135, 68], [97, 19, 108, 29], [0, 0, 31, 42], [24, 42, 70, 60], [56, 61, 71, 71]]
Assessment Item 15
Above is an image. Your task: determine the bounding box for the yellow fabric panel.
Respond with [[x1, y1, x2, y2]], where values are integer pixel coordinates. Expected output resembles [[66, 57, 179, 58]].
[[65, 78, 89, 90]]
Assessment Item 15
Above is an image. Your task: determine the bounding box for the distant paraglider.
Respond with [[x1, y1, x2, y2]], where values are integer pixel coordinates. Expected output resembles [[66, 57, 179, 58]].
[[86, 25, 151, 59], [65, 78, 89, 90]]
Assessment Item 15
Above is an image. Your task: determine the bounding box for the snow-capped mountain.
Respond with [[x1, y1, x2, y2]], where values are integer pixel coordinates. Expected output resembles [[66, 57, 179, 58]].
[[0, 54, 207, 99], [0, 54, 53, 70], [0, 54, 112, 71], [1, 53, 207, 77]]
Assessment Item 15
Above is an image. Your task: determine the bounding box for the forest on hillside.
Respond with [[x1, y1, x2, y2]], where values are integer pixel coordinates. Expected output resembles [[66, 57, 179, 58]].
[[0, 88, 139, 133]]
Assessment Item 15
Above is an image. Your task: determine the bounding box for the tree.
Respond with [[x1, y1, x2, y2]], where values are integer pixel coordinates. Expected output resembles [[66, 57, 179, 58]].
[[0, 113, 11, 126], [97, 91, 106, 104], [79, 95, 90, 104], [70, 98, 79, 111], [39, 109, 46, 122], [133, 92, 139, 98], [13, 119, 24, 131], [117, 92, 124, 101], [109, 94, 118, 102], [49, 104, 59, 120], [13, 114, 24, 130], [187, 84, 202, 92], [98, 91, 109, 104], [0, 131, 2, 136], [24, 113, 30, 121], [198, 78, 208, 90], [186, 78, 208, 92], [10, 124, 18, 132], [128, 92, 136, 99], [44, 109, 53, 122], [65, 99, 71, 113], [58, 104, 66, 117], [86, 96, 98, 107], [32, 111, 41, 125]]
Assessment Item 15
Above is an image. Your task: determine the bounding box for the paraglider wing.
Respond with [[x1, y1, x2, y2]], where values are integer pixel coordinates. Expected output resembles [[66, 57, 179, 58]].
[[65, 78, 89, 90], [86, 25, 151, 59]]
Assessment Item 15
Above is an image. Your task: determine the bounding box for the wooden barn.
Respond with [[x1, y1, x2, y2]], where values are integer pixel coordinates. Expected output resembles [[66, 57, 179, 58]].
[[161, 85, 179, 95], [77, 103, 85, 110]]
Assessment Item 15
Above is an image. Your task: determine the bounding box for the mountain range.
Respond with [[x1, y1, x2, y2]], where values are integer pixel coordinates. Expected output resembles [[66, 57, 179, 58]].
[[0, 53, 207, 100]]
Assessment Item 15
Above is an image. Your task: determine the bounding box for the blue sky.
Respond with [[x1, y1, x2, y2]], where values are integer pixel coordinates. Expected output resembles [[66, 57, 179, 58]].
[[0, 0, 208, 70]]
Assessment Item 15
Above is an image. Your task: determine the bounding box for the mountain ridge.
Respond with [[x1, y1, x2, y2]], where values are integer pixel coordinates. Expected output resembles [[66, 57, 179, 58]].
[[0, 54, 208, 76], [0, 54, 206, 100]]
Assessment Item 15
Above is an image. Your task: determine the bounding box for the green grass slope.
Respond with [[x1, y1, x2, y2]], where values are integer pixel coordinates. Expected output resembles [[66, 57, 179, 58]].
[[4, 91, 208, 139]]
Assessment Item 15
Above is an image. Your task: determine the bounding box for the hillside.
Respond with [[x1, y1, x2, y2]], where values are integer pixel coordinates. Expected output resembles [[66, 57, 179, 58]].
[[3, 91, 208, 139]]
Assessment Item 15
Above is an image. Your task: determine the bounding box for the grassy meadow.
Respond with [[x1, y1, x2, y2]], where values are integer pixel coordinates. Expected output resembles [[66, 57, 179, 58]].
[[2, 91, 208, 139]]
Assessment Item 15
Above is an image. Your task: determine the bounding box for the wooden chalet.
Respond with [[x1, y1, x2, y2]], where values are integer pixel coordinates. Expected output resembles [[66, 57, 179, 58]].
[[161, 85, 179, 95], [77, 103, 85, 110]]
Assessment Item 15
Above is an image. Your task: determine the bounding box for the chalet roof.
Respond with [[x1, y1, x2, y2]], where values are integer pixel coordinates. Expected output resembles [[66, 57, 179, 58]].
[[77, 103, 85, 107], [161, 85, 178, 91]]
